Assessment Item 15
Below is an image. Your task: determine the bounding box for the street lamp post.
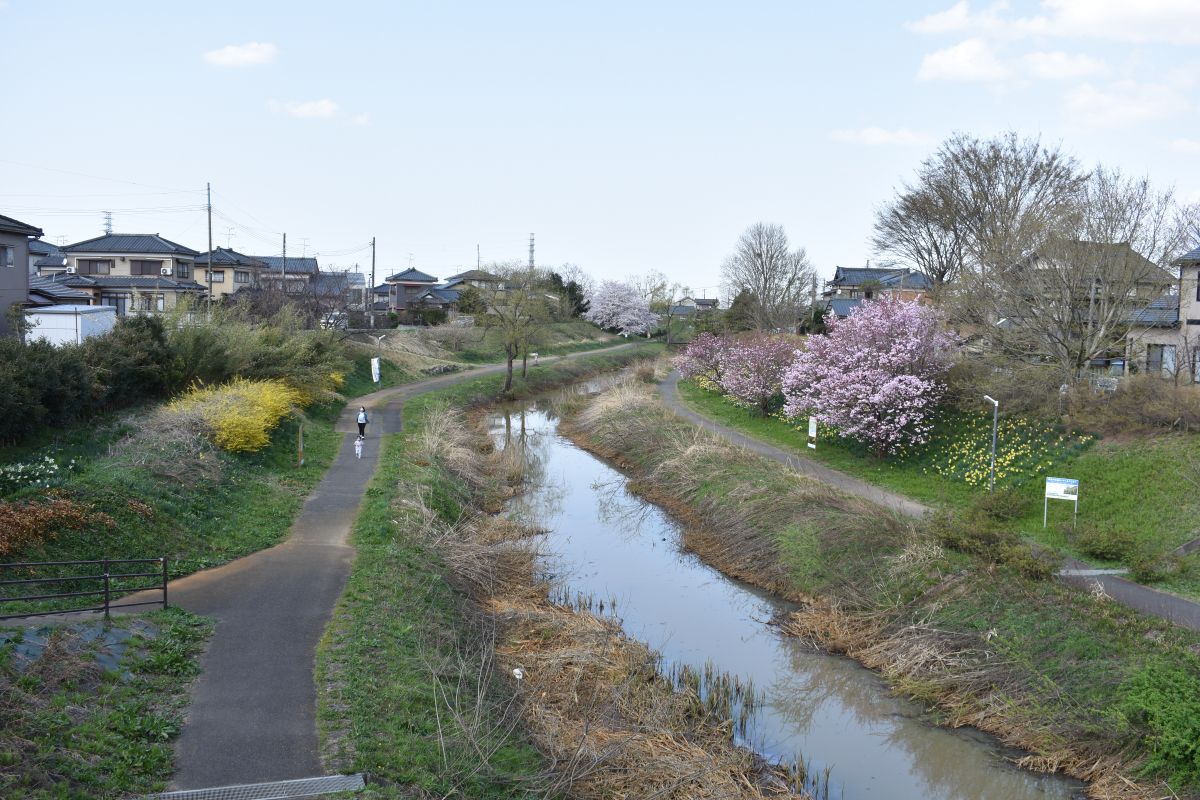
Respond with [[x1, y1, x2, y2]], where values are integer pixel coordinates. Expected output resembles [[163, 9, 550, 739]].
[[983, 395, 999, 493]]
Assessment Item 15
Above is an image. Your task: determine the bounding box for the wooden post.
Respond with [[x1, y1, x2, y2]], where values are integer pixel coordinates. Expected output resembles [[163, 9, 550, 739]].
[[297, 423, 305, 467]]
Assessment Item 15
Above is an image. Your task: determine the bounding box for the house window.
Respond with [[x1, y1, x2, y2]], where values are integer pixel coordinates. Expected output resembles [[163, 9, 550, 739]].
[[1147, 344, 1176, 375], [0, 245, 12, 268], [79, 259, 112, 275], [100, 292, 129, 316], [176, 262, 191, 280], [208, 270, 225, 283], [234, 270, 251, 284], [131, 259, 163, 276]]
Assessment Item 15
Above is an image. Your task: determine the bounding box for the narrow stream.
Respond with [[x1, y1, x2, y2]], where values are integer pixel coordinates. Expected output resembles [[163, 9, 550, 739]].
[[489, 395, 1085, 800]]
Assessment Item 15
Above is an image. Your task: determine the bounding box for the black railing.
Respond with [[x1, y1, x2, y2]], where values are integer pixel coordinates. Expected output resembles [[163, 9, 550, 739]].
[[0, 557, 168, 620]]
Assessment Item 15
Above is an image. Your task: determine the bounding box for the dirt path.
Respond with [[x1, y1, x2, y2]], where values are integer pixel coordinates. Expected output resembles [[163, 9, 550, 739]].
[[660, 370, 1200, 633], [162, 344, 636, 791]]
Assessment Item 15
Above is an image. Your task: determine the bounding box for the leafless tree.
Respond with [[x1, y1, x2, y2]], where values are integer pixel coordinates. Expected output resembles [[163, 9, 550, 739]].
[[871, 180, 968, 291], [720, 223, 814, 331], [478, 261, 553, 392], [984, 168, 1188, 380]]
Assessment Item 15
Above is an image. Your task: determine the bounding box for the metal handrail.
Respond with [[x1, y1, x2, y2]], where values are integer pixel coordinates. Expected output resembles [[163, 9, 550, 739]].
[[0, 557, 168, 620]]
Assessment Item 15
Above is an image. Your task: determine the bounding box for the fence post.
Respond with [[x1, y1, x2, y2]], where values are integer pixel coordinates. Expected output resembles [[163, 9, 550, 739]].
[[102, 558, 111, 620], [161, 557, 168, 610]]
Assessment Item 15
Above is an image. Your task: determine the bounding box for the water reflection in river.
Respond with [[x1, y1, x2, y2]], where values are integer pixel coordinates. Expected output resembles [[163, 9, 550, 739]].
[[491, 398, 1084, 800]]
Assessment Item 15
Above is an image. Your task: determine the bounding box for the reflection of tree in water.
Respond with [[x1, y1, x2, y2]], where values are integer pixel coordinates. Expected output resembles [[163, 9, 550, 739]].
[[591, 475, 663, 542], [766, 640, 1077, 800], [493, 407, 565, 527]]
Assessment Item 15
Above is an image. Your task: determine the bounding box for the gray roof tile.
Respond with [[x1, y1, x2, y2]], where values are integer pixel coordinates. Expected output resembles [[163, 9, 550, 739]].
[[0, 214, 44, 237], [63, 233, 199, 256], [253, 255, 320, 274]]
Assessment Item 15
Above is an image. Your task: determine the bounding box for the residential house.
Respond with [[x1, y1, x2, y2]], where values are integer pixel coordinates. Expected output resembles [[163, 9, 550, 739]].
[[384, 268, 439, 315], [671, 296, 718, 316], [27, 274, 93, 307], [1129, 246, 1200, 381], [371, 283, 389, 313], [442, 268, 505, 291], [27, 239, 63, 274], [192, 247, 268, 299], [43, 233, 207, 316], [821, 266, 932, 319], [253, 255, 320, 295], [0, 214, 43, 336]]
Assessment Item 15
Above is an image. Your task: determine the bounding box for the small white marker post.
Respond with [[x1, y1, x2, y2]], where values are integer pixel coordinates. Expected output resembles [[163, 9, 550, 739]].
[[370, 355, 381, 384], [1044, 477, 1079, 528], [807, 417, 817, 450]]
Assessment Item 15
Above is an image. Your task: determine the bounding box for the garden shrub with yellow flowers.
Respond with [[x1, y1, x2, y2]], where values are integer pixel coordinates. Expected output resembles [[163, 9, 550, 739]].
[[169, 378, 308, 453]]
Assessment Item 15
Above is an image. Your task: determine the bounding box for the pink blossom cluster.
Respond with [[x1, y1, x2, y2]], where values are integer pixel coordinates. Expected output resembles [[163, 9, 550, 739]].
[[782, 298, 955, 454], [673, 332, 729, 384], [716, 333, 797, 415]]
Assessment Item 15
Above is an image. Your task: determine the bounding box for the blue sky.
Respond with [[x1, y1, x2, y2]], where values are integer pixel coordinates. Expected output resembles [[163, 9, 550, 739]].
[[2, 0, 1198, 295]]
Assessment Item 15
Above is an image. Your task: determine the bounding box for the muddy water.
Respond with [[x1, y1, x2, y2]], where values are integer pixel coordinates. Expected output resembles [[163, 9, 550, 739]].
[[490, 400, 1084, 800]]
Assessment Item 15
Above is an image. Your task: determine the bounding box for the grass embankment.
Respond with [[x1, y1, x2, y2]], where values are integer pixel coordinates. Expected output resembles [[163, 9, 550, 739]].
[[316, 344, 794, 799], [438, 320, 620, 364], [0, 607, 211, 798], [569, 380, 1200, 800], [677, 379, 1200, 594]]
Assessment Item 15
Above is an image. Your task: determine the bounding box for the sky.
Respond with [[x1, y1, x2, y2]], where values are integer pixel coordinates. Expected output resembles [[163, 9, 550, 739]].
[[2, 0, 1199, 298]]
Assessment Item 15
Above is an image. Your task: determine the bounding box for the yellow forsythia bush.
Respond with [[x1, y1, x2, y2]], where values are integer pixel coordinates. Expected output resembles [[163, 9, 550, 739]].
[[171, 378, 306, 453]]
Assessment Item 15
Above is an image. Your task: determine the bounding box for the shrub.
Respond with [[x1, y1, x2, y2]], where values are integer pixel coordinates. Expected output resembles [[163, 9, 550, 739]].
[[928, 507, 1059, 578], [0, 338, 92, 444], [1119, 656, 1200, 788], [969, 487, 1027, 521], [716, 333, 796, 416], [170, 378, 306, 452], [0, 497, 114, 557], [82, 315, 174, 408], [673, 332, 729, 385], [1069, 375, 1200, 435], [1074, 524, 1138, 562]]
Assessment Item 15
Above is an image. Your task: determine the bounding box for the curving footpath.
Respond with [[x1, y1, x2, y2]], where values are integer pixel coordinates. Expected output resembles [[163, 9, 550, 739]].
[[659, 371, 1200, 633], [156, 344, 634, 792]]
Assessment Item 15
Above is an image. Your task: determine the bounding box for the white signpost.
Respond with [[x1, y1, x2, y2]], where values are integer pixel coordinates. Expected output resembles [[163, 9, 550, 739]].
[[370, 356, 381, 384], [1044, 477, 1079, 527], [807, 417, 817, 450]]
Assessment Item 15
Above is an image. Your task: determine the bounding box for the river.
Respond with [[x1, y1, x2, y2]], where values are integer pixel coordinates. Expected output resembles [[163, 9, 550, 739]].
[[489, 394, 1084, 800]]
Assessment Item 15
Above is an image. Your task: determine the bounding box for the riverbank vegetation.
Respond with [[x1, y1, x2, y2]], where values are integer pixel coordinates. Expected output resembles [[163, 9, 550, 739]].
[[566, 378, 1200, 799], [316, 346, 805, 798], [0, 607, 212, 798]]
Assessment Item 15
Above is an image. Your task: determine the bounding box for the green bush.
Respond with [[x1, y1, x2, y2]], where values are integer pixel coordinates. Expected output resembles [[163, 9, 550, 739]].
[[0, 338, 92, 444], [929, 507, 1058, 579], [1074, 524, 1138, 562], [969, 487, 1027, 521], [1119, 656, 1200, 788], [82, 316, 174, 408]]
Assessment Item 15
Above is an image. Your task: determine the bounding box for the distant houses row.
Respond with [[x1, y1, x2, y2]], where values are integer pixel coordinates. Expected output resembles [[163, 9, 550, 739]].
[[1, 212, 512, 337]]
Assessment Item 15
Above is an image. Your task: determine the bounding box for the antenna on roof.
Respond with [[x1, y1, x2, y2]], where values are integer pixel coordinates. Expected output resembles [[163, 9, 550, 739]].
[[225, 227, 234, 248], [103, 211, 112, 235]]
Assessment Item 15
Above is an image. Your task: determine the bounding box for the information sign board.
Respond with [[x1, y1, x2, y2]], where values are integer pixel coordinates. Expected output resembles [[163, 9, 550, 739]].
[[807, 417, 817, 450], [1044, 477, 1079, 527]]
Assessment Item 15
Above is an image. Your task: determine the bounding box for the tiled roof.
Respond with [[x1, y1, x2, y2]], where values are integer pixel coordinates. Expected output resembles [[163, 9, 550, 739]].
[[385, 268, 439, 283], [28, 275, 92, 302], [1129, 294, 1180, 328], [670, 305, 696, 315], [57, 274, 207, 292], [878, 271, 933, 290], [828, 297, 863, 318], [0, 214, 44, 237], [1176, 245, 1200, 264], [694, 298, 718, 307], [253, 256, 320, 274], [194, 247, 267, 267], [36, 254, 68, 268], [28, 239, 62, 257], [829, 267, 905, 286], [63, 233, 199, 256]]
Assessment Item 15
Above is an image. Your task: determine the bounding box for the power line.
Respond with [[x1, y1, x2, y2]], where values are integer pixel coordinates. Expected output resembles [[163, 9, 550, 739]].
[[0, 158, 198, 192]]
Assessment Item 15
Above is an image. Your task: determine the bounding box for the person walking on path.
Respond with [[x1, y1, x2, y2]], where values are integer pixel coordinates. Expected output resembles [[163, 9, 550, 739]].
[[354, 437, 363, 459], [357, 406, 369, 438]]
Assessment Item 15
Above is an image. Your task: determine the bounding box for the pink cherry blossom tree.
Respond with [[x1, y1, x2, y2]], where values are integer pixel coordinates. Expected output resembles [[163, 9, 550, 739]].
[[716, 333, 798, 416], [673, 332, 730, 385], [584, 280, 657, 336], [782, 299, 956, 455]]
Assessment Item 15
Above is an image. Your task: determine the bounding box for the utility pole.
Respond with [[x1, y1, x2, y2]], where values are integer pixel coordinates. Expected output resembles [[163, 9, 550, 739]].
[[206, 183, 213, 315], [528, 233, 535, 269], [369, 236, 376, 329]]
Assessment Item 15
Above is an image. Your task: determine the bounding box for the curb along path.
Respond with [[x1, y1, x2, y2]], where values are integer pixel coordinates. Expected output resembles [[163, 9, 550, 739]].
[[658, 371, 1200, 633], [164, 344, 635, 791]]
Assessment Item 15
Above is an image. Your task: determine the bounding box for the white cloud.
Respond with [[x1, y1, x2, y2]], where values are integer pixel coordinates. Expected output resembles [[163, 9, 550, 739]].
[[829, 127, 934, 146], [1065, 81, 1186, 127], [203, 42, 279, 67], [908, 0, 1200, 45], [917, 38, 1010, 81], [268, 98, 340, 119], [1023, 51, 1106, 79], [1172, 138, 1200, 154]]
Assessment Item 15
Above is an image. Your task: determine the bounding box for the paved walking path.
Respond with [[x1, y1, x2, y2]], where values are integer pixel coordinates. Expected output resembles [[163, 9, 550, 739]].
[[159, 344, 634, 791], [659, 371, 1200, 633]]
